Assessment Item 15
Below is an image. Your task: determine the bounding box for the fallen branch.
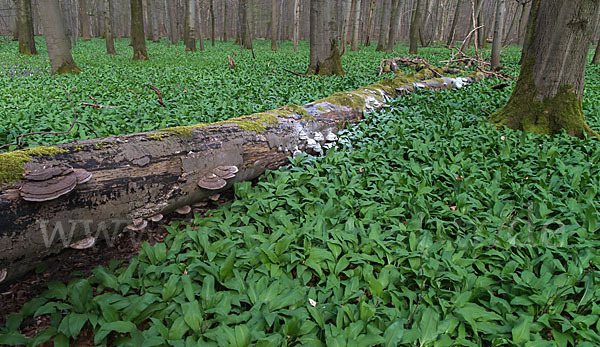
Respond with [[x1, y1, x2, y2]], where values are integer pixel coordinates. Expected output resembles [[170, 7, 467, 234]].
[[149, 85, 166, 107], [80, 96, 116, 109], [126, 87, 140, 100], [282, 67, 307, 77]]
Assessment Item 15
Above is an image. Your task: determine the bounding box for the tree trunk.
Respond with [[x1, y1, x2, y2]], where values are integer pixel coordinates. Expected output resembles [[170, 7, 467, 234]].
[[308, 0, 343, 75], [409, 0, 423, 54], [386, 0, 401, 52], [103, 0, 115, 54], [16, 0, 37, 55], [271, 0, 277, 50], [167, 0, 178, 44], [593, 38, 600, 65], [293, 0, 300, 52], [209, 0, 215, 46], [502, 0, 520, 45], [0, 66, 483, 283], [184, 0, 196, 51], [517, 1, 531, 46], [363, 0, 375, 46], [131, 0, 149, 59], [195, 0, 204, 50], [223, 0, 228, 41], [375, 0, 391, 51], [339, 0, 352, 54], [144, 0, 156, 41], [79, 0, 91, 40], [490, 0, 599, 138], [490, 0, 504, 70], [239, 0, 252, 49], [150, 0, 159, 41], [350, 0, 361, 51], [39, 0, 81, 74]]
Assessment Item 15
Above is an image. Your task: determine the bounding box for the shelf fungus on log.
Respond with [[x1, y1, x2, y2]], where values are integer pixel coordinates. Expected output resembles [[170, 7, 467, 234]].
[[0, 65, 485, 283], [0, 268, 6, 283], [69, 236, 96, 250], [175, 205, 192, 215], [149, 214, 163, 222]]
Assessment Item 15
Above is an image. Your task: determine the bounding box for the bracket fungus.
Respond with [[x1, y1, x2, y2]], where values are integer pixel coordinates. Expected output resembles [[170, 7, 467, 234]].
[[149, 214, 164, 223], [176, 205, 192, 215], [313, 132, 324, 142], [198, 173, 227, 190], [69, 236, 96, 250], [126, 218, 148, 231], [325, 132, 338, 142], [0, 268, 6, 283], [19, 165, 92, 202], [213, 165, 238, 179], [208, 193, 220, 201]]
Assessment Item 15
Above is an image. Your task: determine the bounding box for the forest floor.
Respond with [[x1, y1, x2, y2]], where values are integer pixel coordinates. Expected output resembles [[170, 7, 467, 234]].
[[1, 41, 600, 345]]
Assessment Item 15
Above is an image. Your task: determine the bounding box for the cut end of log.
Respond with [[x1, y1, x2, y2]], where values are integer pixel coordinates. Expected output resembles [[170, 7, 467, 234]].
[[69, 236, 96, 250]]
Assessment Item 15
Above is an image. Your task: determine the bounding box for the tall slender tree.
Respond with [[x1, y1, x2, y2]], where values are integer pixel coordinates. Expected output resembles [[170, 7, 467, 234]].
[[386, 0, 401, 52], [363, 0, 375, 46], [184, 0, 196, 51], [339, 0, 352, 54], [490, 0, 599, 137], [167, 0, 178, 44], [270, 0, 277, 51], [490, 0, 505, 70], [409, 0, 424, 54], [39, 0, 81, 74], [307, 0, 343, 76], [223, 0, 228, 41], [293, 0, 300, 52], [592, 38, 600, 65], [239, 0, 252, 49], [16, 0, 37, 55], [103, 0, 115, 54], [375, 0, 391, 51], [350, 0, 361, 51], [131, 0, 148, 59], [79, 0, 91, 40], [209, 0, 215, 46]]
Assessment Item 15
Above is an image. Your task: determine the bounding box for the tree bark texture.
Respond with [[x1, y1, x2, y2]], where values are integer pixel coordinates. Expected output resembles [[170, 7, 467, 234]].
[[16, 0, 37, 55], [239, 0, 252, 49], [131, 0, 148, 60], [409, 0, 423, 54], [350, 0, 361, 51], [270, 0, 277, 50], [223, 0, 228, 41], [490, 0, 504, 70], [375, 0, 391, 51], [593, 38, 600, 65], [0, 67, 484, 284], [103, 0, 115, 55], [364, 0, 375, 46], [490, 0, 599, 137], [39, 0, 82, 74], [386, 0, 401, 52], [184, 0, 196, 51], [339, 0, 352, 54], [308, 0, 343, 76], [293, 0, 300, 52], [167, 0, 178, 44], [209, 0, 215, 46], [79, 0, 91, 40]]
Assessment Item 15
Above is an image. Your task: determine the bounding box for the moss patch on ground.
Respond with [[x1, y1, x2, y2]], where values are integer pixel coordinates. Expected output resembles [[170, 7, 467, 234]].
[[0, 146, 68, 186]]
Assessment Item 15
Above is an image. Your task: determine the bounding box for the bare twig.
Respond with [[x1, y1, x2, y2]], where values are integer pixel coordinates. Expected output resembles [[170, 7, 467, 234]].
[[282, 67, 307, 77], [148, 85, 166, 107], [80, 96, 116, 109], [126, 87, 140, 100]]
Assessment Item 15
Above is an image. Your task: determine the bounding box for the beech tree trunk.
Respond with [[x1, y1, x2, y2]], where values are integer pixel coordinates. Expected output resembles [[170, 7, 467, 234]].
[[375, 0, 391, 51], [103, 0, 115, 55], [239, 0, 252, 49], [16, 0, 37, 55], [270, 0, 277, 51], [339, 0, 352, 54], [490, 0, 505, 70], [363, 0, 375, 46], [209, 0, 215, 46], [144, 0, 156, 41], [167, 0, 178, 44], [79, 0, 91, 40], [293, 0, 300, 52], [223, 0, 228, 41], [0, 65, 484, 284], [196, 0, 204, 50], [184, 0, 196, 51], [409, 0, 423, 54], [350, 0, 361, 51], [131, 0, 149, 60], [490, 0, 599, 138], [39, 0, 82, 74], [593, 38, 600, 65], [386, 0, 401, 52], [308, 0, 343, 76]]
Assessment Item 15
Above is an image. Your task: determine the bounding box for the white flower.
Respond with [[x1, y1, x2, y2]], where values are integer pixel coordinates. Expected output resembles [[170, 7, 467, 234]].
[[309, 298, 317, 307]]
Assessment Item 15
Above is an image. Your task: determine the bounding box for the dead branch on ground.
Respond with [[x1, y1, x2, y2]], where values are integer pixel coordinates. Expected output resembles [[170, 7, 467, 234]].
[[149, 85, 166, 107]]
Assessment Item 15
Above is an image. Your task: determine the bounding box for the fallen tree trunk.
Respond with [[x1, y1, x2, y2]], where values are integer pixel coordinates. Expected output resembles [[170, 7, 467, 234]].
[[0, 67, 484, 283]]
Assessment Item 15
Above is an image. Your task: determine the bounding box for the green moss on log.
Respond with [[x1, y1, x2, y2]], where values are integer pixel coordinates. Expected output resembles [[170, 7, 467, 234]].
[[0, 147, 68, 185]]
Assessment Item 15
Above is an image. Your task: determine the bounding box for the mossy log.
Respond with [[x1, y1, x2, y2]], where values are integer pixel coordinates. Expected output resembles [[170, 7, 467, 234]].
[[0, 69, 484, 284]]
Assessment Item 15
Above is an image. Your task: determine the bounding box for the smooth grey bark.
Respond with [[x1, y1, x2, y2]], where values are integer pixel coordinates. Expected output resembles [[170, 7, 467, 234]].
[[184, 0, 196, 51], [196, 0, 204, 49], [143, 0, 155, 41], [79, 0, 91, 40], [271, 0, 277, 50], [209, 0, 215, 46], [339, 0, 352, 54], [39, 0, 81, 74], [363, 0, 375, 46], [16, 0, 37, 55], [409, 0, 423, 54], [491, 0, 599, 137], [239, 0, 252, 49], [593, 38, 600, 65], [375, 0, 391, 51], [293, 0, 300, 52], [350, 0, 361, 51], [386, 0, 401, 52], [167, 0, 178, 44], [491, 0, 505, 70], [223, 0, 228, 41], [308, 0, 343, 75], [131, 0, 148, 59], [103, 0, 115, 54]]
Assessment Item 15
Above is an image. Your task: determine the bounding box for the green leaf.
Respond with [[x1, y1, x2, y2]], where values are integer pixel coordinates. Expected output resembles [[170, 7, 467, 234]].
[[183, 300, 203, 332], [512, 316, 532, 344]]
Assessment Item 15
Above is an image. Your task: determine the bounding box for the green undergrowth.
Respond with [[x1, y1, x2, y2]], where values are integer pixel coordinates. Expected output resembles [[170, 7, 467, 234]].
[[2, 67, 600, 345]]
